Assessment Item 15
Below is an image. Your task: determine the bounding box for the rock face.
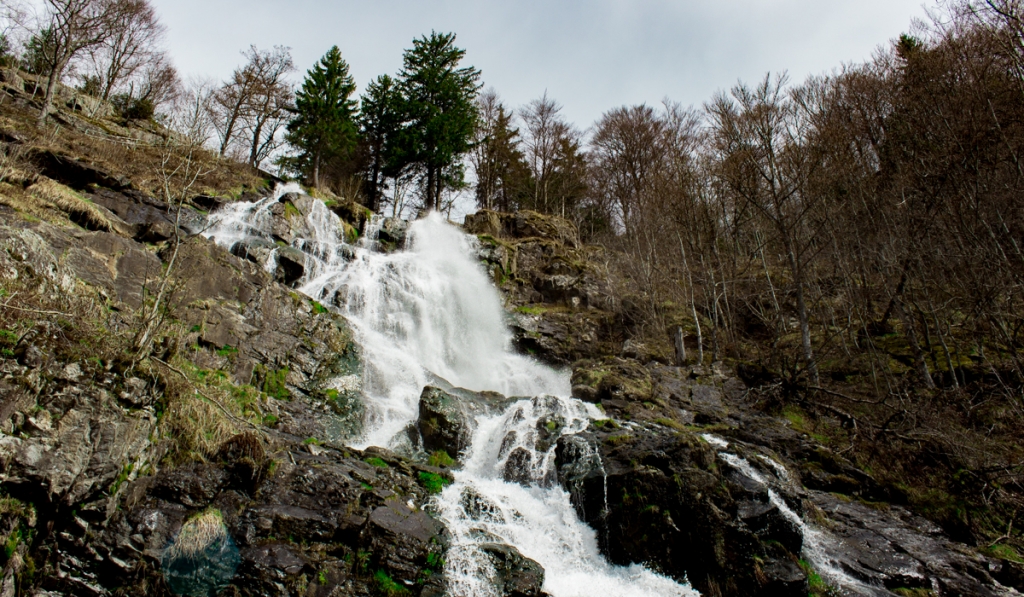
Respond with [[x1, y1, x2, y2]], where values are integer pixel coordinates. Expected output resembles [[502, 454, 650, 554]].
[[57, 438, 451, 597], [467, 210, 621, 366]]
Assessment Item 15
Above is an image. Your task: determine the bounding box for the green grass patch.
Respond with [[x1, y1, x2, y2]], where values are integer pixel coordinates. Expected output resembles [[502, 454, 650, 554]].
[[798, 559, 839, 596], [366, 457, 389, 469], [654, 417, 686, 431], [261, 367, 290, 400], [605, 434, 633, 447], [311, 300, 329, 315], [418, 471, 451, 494], [986, 543, 1024, 563], [215, 345, 238, 357]]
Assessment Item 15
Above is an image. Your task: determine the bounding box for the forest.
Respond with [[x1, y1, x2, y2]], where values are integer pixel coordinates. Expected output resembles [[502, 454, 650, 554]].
[[2, 0, 1024, 550]]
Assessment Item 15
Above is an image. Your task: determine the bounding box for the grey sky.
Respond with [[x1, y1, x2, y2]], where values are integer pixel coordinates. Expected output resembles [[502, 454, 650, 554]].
[[150, 0, 929, 130]]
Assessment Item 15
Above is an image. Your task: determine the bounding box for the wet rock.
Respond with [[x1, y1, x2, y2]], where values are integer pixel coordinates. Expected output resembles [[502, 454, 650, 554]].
[[417, 384, 515, 459], [554, 421, 806, 597], [192, 194, 228, 212], [377, 217, 409, 249], [418, 386, 472, 457], [274, 245, 306, 285], [502, 447, 534, 486], [479, 542, 546, 597], [362, 498, 447, 584]]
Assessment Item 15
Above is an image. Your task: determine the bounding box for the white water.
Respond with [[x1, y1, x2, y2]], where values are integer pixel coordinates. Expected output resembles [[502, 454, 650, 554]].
[[203, 186, 694, 597]]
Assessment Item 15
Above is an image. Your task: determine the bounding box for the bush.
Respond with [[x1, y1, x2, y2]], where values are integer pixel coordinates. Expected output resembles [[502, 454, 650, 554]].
[[112, 94, 155, 121]]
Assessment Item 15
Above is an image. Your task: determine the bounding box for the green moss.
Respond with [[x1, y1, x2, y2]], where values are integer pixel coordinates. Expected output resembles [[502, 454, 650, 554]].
[[798, 559, 838, 596], [311, 300, 329, 315], [428, 450, 454, 468], [261, 367, 290, 400], [304, 437, 322, 446], [318, 569, 327, 585], [654, 418, 686, 431], [374, 569, 409, 596], [592, 419, 620, 430], [986, 543, 1024, 564], [605, 434, 633, 447], [418, 471, 451, 494], [892, 589, 935, 597], [215, 345, 237, 357], [283, 201, 301, 219], [107, 462, 133, 495], [366, 457, 389, 469]]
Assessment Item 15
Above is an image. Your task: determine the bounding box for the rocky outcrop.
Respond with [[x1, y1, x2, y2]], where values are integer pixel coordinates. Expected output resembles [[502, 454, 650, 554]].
[[466, 210, 621, 366], [554, 420, 808, 597], [416, 383, 516, 460]]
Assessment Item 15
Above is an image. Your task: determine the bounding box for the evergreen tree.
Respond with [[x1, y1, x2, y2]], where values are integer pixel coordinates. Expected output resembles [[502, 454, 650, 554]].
[[359, 74, 404, 212], [286, 46, 357, 190], [395, 31, 481, 211]]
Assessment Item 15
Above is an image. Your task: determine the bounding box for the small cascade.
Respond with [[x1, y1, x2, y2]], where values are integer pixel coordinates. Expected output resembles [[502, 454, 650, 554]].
[[703, 435, 875, 595], [201, 185, 694, 597]]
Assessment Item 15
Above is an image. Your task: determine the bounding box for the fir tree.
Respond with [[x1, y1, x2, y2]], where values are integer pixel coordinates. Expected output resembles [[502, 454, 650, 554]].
[[286, 46, 357, 190], [395, 32, 481, 211]]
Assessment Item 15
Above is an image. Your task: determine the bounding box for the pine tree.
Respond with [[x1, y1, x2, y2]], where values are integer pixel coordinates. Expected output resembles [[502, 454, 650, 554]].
[[359, 74, 404, 212], [286, 46, 357, 190], [396, 32, 481, 211]]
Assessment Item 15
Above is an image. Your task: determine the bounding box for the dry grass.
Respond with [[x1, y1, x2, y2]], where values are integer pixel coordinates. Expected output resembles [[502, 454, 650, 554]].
[[160, 378, 243, 461], [24, 178, 129, 234], [165, 508, 228, 561]]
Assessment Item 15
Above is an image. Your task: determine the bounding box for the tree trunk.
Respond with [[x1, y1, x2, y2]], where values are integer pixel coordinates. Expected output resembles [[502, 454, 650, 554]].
[[785, 236, 818, 384], [312, 151, 321, 191], [249, 119, 264, 168], [674, 326, 686, 366], [894, 298, 936, 389], [37, 60, 67, 127], [368, 143, 382, 212]]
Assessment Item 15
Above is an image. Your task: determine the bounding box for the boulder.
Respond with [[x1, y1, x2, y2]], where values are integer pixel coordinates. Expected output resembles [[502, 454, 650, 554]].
[[417, 383, 517, 459], [479, 542, 546, 597], [377, 217, 409, 249], [418, 386, 472, 457]]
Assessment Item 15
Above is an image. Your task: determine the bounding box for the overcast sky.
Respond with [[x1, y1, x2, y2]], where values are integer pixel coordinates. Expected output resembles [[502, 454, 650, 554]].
[[149, 0, 930, 130]]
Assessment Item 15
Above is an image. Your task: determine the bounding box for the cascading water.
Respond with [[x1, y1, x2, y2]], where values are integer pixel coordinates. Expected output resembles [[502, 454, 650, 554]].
[[202, 185, 695, 597], [703, 434, 879, 596]]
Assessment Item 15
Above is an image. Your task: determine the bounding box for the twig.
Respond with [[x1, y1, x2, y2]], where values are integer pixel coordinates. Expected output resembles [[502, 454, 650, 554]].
[[151, 357, 265, 436], [1, 304, 71, 317]]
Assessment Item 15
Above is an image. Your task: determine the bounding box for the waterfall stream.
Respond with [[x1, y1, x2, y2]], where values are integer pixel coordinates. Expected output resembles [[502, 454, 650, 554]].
[[203, 186, 695, 597]]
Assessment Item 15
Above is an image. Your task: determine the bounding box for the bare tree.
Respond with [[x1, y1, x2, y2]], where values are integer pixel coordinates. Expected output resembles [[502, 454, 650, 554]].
[[521, 91, 582, 215], [85, 0, 162, 101], [212, 45, 293, 166], [33, 0, 125, 126]]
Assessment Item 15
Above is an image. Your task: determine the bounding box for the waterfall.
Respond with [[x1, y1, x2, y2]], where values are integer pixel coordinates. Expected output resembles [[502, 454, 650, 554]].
[[202, 186, 694, 597]]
